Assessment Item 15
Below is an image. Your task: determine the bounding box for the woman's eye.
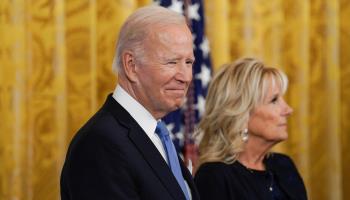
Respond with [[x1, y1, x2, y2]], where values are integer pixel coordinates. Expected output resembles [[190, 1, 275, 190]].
[[271, 97, 278, 104]]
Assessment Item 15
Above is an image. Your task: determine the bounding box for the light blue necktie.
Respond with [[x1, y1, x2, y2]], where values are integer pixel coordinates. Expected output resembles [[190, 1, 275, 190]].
[[155, 121, 190, 200]]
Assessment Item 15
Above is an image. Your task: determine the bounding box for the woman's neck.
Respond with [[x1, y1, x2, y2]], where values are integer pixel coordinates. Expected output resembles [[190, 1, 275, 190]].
[[238, 138, 274, 170]]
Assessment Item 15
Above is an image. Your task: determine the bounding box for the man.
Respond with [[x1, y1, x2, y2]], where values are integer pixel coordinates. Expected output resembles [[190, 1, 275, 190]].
[[60, 5, 199, 200]]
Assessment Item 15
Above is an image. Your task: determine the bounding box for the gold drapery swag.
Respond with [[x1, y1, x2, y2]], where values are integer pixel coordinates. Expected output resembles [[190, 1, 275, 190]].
[[0, 0, 349, 200]]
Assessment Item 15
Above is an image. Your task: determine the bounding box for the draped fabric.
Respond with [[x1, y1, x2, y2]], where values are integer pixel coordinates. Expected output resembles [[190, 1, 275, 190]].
[[0, 0, 349, 200], [0, 0, 150, 199]]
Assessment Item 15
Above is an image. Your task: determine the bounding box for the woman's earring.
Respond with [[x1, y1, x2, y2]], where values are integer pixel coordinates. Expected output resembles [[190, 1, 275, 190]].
[[241, 128, 249, 142]]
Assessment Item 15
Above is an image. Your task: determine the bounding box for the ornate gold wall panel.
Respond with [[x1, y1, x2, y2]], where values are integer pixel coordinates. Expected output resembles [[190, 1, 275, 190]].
[[1, 0, 349, 199], [340, 1, 350, 199], [280, 0, 311, 188], [308, 1, 342, 199], [203, 0, 231, 71], [0, 0, 150, 199]]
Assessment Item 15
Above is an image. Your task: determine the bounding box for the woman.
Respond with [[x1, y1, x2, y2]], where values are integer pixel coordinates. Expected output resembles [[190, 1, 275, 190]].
[[194, 58, 307, 200]]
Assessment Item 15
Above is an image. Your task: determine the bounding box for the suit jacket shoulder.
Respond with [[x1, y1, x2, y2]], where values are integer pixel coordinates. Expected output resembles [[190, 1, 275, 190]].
[[61, 94, 199, 200]]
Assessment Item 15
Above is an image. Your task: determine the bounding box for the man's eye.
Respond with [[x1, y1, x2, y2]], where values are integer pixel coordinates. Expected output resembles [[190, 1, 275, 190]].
[[186, 60, 194, 65], [167, 61, 177, 65]]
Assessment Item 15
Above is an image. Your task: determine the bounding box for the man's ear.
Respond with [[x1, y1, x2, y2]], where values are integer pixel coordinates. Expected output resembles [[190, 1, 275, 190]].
[[121, 51, 138, 82]]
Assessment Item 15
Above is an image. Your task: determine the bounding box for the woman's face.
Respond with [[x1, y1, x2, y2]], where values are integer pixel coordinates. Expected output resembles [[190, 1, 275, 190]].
[[248, 78, 293, 143]]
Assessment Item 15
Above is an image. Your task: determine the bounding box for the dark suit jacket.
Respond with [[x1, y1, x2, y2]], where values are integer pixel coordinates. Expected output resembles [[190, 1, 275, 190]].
[[60, 94, 199, 200], [195, 153, 307, 200]]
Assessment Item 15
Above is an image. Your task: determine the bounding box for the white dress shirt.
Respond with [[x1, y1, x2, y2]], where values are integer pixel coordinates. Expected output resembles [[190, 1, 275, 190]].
[[112, 85, 168, 163]]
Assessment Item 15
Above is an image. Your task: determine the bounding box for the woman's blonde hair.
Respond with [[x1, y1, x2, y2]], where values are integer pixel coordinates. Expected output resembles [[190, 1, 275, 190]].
[[196, 57, 288, 165]]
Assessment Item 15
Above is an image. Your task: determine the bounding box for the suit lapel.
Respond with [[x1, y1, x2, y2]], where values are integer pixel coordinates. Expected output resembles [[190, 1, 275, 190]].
[[179, 158, 199, 200], [103, 95, 186, 200], [129, 128, 186, 200]]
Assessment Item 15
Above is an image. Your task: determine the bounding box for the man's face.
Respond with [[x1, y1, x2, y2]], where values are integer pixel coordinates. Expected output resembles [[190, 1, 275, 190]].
[[133, 24, 194, 119]]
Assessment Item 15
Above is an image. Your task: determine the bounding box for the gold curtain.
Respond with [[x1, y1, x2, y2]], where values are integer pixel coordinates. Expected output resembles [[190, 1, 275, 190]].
[[0, 0, 151, 199], [0, 0, 349, 199]]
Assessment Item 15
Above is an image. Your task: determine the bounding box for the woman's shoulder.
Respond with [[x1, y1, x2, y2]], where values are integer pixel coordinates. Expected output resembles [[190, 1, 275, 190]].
[[195, 162, 230, 176], [267, 152, 296, 167], [195, 162, 240, 200], [195, 161, 236, 182], [267, 153, 308, 199], [269, 152, 291, 159], [266, 152, 301, 178]]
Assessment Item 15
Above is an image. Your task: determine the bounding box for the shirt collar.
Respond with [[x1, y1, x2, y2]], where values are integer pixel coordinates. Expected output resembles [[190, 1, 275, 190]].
[[112, 85, 157, 136]]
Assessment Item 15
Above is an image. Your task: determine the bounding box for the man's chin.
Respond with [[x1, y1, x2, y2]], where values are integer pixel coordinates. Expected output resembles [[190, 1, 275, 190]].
[[167, 101, 185, 111]]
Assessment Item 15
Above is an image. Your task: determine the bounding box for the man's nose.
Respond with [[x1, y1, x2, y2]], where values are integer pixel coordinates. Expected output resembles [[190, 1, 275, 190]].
[[175, 62, 193, 83]]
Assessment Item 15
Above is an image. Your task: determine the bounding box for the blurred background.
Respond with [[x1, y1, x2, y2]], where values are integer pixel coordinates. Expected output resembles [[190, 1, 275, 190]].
[[1, 0, 349, 199]]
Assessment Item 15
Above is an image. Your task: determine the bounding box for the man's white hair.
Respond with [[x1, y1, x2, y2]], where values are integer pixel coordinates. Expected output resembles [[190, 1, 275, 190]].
[[112, 5, 187, 74]]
